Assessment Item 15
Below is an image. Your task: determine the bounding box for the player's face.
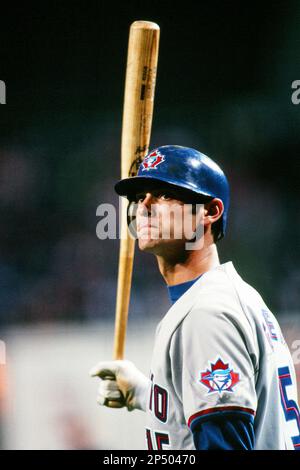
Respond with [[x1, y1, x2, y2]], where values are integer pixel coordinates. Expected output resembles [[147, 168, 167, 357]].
[[134, 188, 205, 255]]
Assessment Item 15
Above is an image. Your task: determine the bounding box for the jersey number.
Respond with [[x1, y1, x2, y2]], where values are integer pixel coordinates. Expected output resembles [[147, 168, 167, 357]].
[[146, 428, 170, 450], [278, 366, 300, 450]]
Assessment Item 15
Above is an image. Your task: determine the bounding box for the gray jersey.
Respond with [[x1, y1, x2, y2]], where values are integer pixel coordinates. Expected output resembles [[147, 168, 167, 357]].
[[144, 262, 300, 450]]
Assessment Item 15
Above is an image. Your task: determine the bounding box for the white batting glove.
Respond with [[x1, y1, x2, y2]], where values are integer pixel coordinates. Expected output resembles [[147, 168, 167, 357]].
[[89, 360, 150, 412]]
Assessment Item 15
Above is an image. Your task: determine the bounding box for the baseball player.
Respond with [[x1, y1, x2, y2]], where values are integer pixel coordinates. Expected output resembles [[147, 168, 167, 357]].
[[90, 145, 300, 450]]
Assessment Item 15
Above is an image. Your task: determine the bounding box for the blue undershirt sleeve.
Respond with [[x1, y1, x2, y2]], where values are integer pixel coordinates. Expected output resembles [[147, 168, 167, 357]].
[[191, 412, 255, 450]]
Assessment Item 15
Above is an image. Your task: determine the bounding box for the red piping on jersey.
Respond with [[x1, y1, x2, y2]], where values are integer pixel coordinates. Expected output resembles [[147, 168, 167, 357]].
[[188, 406, 256, 428]]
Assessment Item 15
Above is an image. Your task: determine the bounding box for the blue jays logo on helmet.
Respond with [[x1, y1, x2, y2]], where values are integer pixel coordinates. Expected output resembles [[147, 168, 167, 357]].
[[141, 150, 165, 171], [115, 145, 230, 240]]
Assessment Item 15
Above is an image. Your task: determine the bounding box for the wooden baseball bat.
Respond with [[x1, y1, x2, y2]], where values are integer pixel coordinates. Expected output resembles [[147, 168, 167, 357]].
[[113, 21, 160, 361]]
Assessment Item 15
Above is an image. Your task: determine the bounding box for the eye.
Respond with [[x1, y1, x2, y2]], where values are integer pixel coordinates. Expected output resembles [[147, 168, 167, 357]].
[[150, 189, 166, 199], [156, 191, 176, 201], [159, 193, 172, 200]]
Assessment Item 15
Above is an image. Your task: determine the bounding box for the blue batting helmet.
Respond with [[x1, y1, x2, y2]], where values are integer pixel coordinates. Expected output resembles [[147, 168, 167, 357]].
[[114, 145, 230, 240]]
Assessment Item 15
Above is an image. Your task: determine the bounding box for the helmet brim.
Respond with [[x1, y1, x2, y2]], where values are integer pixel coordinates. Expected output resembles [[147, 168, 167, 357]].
[[114, 175, 213, 201]]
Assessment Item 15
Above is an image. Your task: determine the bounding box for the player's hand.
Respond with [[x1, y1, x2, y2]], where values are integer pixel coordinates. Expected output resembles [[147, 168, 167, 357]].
[[89, 359, 150, 412]]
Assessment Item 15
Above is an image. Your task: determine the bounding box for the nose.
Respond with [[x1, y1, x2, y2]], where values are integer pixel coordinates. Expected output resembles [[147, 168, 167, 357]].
[[138, 192, 154, 215]]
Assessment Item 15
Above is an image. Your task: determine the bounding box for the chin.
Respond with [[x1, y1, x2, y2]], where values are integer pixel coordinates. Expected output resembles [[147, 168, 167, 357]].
[[138, 238, 159, 252]]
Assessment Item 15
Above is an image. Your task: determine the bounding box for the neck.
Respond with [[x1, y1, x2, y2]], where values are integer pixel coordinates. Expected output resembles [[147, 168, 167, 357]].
[[156, 242, 220, 286]]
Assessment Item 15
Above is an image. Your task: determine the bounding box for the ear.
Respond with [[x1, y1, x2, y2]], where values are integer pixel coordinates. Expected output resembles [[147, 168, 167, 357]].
[[203, 198, 224, 226]]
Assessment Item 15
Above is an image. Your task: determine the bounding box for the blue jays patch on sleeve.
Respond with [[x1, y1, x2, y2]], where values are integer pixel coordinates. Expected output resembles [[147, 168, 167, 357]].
[[200, 358, 240, 395]]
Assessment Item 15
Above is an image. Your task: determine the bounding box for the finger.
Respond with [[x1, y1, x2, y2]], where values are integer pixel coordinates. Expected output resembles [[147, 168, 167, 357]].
[[96, 394, 106, 406], [98, 384, 122, 400], [89, 361, 120, 378], [99, 379, 122, 395]]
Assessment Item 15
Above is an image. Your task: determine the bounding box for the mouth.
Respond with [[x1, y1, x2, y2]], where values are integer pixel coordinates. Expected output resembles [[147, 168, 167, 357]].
[[137, 224, 160, 241], [137, 224, 158, 231]]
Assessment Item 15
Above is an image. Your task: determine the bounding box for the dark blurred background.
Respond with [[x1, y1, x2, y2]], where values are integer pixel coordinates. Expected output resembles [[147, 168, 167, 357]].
[[0, 0, 299, 327]]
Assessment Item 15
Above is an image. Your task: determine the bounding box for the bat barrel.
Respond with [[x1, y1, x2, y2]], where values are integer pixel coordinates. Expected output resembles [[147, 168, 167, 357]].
[[131, 20, 160, 30], [113, 21, 160, 360]]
